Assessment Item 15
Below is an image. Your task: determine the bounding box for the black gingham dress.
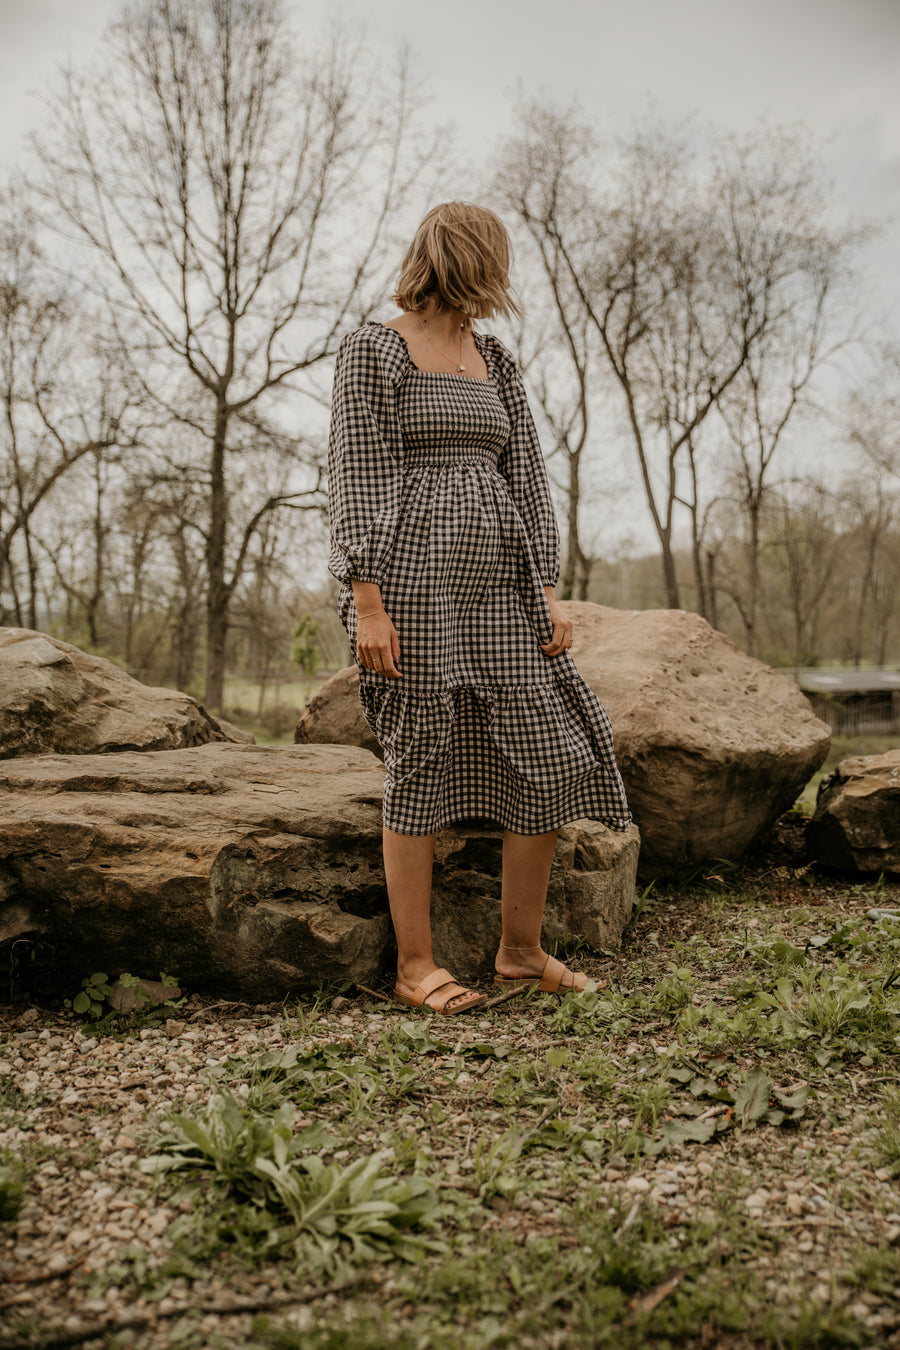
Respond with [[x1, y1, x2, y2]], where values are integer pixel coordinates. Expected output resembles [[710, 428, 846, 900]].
[[327, 322, 631, 836]]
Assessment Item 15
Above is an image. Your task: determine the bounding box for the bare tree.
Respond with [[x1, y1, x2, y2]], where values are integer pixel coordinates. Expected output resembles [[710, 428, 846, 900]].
[[837, 353, 900, 665], [34, 0, 435, 708], [496, 107, 869, 615], [761, 482, 843, 669], [0, 190, 136, 628], [492, 110, 611, 600], [496, 108, 744, 608], [704, 132, 866, 653]]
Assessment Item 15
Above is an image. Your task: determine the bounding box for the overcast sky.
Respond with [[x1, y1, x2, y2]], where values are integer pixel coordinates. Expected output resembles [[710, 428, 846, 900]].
[[1, 0, 897, 295], [1, 0, 898, 317]]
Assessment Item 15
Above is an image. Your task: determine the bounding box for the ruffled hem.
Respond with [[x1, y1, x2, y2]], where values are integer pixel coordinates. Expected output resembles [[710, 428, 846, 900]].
[[358, 675, 631, 837]]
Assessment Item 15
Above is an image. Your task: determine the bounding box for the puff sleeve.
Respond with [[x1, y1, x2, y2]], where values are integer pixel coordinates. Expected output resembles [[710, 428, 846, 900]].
[[327, 328, 403, 586], [492, 343, 561, 588]]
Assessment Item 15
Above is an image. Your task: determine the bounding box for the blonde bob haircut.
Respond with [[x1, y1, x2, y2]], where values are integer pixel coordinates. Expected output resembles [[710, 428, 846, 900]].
[[393, 201, 521, 321]]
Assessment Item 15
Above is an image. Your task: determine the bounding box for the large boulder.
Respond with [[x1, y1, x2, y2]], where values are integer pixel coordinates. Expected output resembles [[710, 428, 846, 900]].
[[0, 743, 640, 999], [0, 628, 253, 757], [807, 750, 900, 874], [567, 605, 830, 874], [295, 665, 379, 756], [296, 606, 830, 876]]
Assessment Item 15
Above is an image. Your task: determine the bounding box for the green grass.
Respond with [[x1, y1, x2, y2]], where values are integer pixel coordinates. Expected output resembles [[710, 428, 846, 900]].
[[6, 867, 900, 1349], [221, 674, 330, 744]]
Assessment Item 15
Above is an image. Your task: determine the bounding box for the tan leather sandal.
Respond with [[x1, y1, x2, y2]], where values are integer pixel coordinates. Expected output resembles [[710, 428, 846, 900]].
[[394, 967, 488, 1015], [494, 949, 606, 994]]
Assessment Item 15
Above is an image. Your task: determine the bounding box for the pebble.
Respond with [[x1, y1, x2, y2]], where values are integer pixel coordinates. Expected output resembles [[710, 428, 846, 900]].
[[625, 1176, 650, 1193], [78, 1039, 98, 1055], [785, 1193, 805, 1217]]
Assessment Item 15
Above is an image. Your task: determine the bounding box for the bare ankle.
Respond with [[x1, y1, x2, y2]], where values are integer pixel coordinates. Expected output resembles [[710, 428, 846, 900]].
[[396, 957, 437, 989]]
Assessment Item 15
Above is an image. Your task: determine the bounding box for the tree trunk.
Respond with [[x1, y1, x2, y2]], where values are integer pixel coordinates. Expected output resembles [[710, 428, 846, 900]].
[[705, 548, 719, 630], [689, 504, 709, 620], [660, 539, 680, 610], [205, 401, 230, 712], [22, 520, 38, 630], [744, 501, 760, 659], [559, 450, 582, 601]]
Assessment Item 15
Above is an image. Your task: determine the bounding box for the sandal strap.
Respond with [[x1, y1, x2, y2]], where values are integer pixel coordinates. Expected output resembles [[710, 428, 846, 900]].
[[540, 955, 572, 993], [413, 968, 455, 1001]]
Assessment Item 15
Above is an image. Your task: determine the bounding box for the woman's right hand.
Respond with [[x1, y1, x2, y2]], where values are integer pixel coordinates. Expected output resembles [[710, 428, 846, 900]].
[[357, 611, 403, 678]]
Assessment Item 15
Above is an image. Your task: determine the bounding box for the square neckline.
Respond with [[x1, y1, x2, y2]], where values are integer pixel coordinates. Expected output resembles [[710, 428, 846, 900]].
[[368, 321, 494, 384]]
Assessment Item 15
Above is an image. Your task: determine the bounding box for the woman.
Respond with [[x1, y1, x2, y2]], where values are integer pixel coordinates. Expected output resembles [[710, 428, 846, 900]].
[[327, 201, 630, 1015]]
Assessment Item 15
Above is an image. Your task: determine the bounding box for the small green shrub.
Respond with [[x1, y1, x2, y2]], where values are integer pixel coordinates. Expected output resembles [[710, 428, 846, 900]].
[[140, 1091, 444, 1270]]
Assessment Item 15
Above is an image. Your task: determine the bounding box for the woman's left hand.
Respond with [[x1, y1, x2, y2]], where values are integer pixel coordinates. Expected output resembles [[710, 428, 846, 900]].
[[541, 595, 574, 656]]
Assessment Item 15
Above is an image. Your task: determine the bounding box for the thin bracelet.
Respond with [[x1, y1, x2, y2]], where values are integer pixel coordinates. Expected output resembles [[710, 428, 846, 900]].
[[357, 608, 385, 619]]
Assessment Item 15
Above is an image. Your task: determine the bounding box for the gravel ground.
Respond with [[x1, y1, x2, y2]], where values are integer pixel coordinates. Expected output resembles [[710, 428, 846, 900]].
[[3, 826, 900, 1349]]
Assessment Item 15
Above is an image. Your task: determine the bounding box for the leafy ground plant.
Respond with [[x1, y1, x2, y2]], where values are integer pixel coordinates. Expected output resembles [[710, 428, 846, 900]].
[[140, 1090, 445, 1270]]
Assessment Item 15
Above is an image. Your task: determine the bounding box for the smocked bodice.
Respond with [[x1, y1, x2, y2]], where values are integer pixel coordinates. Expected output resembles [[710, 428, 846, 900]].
[[396, 370, 511, 465]]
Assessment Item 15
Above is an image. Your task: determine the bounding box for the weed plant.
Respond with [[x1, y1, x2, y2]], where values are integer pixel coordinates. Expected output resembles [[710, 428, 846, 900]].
[[140, 1091, 444, 1270]]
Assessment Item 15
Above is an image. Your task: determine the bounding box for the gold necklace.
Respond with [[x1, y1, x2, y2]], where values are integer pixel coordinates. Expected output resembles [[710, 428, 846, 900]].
[[420, 317, 467, 372]]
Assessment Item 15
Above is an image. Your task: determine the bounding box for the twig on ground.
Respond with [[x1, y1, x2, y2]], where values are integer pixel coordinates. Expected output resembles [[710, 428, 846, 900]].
[[627, 1269, 686, 1315], [482, 986, 528, 1009], [355, 985, 392, 1003]]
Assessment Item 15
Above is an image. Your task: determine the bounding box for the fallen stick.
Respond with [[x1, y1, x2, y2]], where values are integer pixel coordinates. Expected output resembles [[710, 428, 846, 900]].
[[627, 1268, 686, 1315], [482, 985, 529, 1009]]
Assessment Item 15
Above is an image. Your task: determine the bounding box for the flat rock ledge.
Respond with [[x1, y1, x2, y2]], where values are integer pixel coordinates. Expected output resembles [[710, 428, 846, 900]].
[[0, 743, 640, 999], [0, 627, 253, 758], [807, 749, 900, 874]]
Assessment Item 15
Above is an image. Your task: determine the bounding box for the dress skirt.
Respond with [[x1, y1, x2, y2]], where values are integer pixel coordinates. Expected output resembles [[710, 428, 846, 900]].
[[328, 323, 631, 837]]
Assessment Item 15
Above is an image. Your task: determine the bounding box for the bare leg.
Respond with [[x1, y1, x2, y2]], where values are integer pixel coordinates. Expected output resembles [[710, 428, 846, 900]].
[[383, 826, 481, 1010], [495, 828, 559, 978], [382, 827, 436, 990], [495, 829, 600, 991]]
